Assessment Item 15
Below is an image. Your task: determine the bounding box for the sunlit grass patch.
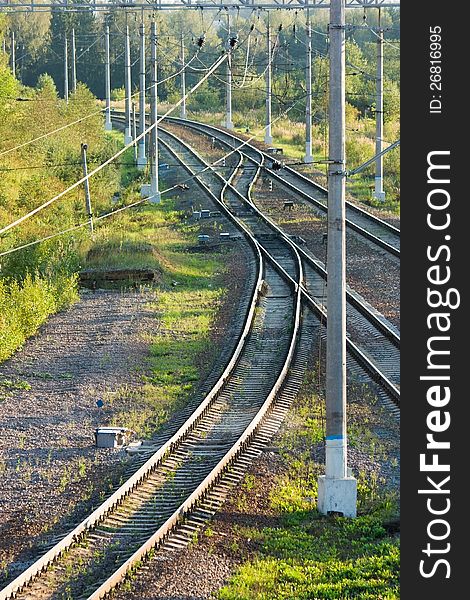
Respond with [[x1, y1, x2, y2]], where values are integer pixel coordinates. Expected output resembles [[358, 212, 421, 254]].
[[103, 198, 229, 438]]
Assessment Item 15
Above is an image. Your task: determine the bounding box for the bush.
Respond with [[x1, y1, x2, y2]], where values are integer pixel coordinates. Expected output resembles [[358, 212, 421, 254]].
[[188, 86, 221, 112], [0, 272, 78, 362], [111, 87, 125, 102]]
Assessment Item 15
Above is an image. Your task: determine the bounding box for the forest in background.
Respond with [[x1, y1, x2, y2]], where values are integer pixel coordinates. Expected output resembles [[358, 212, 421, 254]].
[[4, 6, 400, 201]]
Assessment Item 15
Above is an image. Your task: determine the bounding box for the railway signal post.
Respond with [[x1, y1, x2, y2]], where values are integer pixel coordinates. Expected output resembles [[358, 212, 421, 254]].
[[317, 0, 357, 518], [265, 14, 273, 145], [180, 31, 187, 119], [225, 12, 234, 130], [148, 20, 160, 204], [305, 1, 314, 164], [81, 143, 94, 234]]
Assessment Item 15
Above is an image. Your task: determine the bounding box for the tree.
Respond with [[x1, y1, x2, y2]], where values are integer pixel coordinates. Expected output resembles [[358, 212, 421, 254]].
[[0, 15, 19, 120]]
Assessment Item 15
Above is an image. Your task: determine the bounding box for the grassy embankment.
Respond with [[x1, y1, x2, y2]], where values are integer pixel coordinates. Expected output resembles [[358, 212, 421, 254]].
[[216, 379, 399, 600]]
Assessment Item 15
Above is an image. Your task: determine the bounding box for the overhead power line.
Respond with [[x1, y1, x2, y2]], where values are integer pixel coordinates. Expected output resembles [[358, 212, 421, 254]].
[[0, 51, 228, 238]]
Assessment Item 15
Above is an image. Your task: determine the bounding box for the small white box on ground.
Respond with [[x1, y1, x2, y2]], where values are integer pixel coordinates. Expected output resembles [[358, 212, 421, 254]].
[[95, 427, 132, 448]]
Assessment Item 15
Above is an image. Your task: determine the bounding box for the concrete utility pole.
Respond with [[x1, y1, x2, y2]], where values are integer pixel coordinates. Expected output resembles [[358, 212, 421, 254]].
[[225, 12, 234, 130], [10, 30, 15, 78], [148, 20, 160, 203], [374, 20, 385, 201], [137, 21, 147, 169], [180, 31, 187, 119], [304, 2, 314, 163], [104, 25, 112, 131], [124, 24, 132, 144], [71, 28, 77, 93], [64, 34, 69, 103], [264, 14, 273, 145], [132, 102, 138, 163], [81, 143, 94, 234], [317, 0, 357, 519]]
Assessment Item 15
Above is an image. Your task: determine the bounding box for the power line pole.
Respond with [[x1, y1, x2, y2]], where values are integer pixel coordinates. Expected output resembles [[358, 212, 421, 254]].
[[305, 2, 314, 163], [137, 21, 147, 170], [264, 13, 273, 145], [225, 11, 234, 130], [317, 0, 357, 519], [104, 25, 112, 131], [124, 24, 132, 144], [180, 30, 187, 119], [19, 43, 25, 83], [64, 33, 69, 103], [71, 28, 77, 93], [148, 20, 160, 204], [374, 18, 385, 201], [132, 101, 138, 164], [10, 30, 15, 78], [81, 143, 94, 234]]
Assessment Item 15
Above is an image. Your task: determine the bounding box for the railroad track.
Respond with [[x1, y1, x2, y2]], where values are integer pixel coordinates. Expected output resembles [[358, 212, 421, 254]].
[[1, 116, 399, 599], [0, 122, 305, 600], [164, 116, 401, 258], [157, 124, 400, 405]]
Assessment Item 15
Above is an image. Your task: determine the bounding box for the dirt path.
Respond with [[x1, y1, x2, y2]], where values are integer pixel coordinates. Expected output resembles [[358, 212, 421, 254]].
[[0, 288, 157, 569]]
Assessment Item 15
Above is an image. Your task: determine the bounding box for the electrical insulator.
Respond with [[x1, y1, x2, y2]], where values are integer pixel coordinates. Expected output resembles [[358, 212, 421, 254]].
[[278, 24, 283, 32], [197, 34, 206, 48], [250, 24, 255, 32], [228, 35, 239, 49], [272, 160, 283, 171]]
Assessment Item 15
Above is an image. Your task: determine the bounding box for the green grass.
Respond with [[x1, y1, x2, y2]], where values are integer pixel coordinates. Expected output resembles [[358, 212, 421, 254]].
[[217, 383, 399, 600], [219, 546, 399, 600], [93, 199, 231, 438], [219, 484, 399, 600]]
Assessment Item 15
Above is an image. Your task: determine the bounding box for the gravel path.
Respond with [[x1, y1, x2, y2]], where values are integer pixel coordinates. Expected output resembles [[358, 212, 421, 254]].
[[0, 289, 157, 569]]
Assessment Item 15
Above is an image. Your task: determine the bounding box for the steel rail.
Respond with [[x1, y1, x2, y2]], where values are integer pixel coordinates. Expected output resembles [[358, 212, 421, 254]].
[[228, 149, 400, 348], [85, 125, 303, 600], [165, 116, 401, 257], [155, 115, 400, 345], [158, 124, 400, 404]]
